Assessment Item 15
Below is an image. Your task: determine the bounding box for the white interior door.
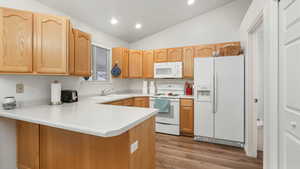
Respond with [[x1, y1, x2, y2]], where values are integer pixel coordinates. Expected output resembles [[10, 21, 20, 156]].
[[214, 56, 244, 142], [279, 0, 300, 168]]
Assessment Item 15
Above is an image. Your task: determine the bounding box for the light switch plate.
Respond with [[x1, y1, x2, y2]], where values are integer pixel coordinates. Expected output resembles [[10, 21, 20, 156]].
[[16, 83, 24, 93], [130, 141, 139, 154]]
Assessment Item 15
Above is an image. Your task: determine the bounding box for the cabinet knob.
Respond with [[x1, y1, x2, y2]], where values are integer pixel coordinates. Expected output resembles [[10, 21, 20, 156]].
[[291, 121, 297, 129]]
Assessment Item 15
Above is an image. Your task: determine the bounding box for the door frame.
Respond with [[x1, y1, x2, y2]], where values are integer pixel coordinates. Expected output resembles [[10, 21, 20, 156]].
[[246, 12, 264, 158], [244, 0, 279, 169]]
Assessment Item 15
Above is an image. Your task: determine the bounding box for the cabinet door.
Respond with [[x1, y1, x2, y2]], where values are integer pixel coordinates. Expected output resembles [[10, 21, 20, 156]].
[[0, 8, 33, 73], [143, 50, 154, 78], [123, 48, 129, 78], [183, 47, 194, 79], [17, 121, 40, 169], [129, 50, 143, 78], [180, 106, 194, 136], [167, 48, 182, 62], [134, 97, 149, 108], [154, 49, 167, 62], [194, 45, 216, 58], [112, 48, 129, 78], [34, 14, 69, 74], [74, 29, 91, 77], [69, 27, 75, 74]]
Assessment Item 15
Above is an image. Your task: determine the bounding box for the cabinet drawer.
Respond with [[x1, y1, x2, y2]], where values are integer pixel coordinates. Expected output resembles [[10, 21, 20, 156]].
[[180, 99, 193, 107]]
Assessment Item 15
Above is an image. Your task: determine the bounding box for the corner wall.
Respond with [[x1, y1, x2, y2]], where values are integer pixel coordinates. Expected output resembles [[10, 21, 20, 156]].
[[0, 1, 129, 169]]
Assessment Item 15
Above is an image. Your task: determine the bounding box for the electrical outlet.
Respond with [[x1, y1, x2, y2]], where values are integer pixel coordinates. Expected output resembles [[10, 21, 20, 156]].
[[16, 83, 24, 94]]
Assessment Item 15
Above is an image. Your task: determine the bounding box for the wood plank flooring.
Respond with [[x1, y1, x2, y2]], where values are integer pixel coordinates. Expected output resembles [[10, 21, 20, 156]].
[[156, 134, 263, 169]]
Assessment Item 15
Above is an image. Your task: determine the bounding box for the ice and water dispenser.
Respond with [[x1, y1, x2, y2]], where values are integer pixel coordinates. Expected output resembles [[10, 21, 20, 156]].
[[195, 83, 213, 102]]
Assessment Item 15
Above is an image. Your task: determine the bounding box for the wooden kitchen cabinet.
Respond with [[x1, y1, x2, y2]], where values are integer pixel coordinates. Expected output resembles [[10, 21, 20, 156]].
[[17, 121, 40, 169], [123, 98, 134, 106], [134, 97, 149, 108], [73, 29, 91, 77], [112, 47, 129, 78], [154, 49, 168, 62], [34, 13, 69, 74], [143, 50, 154, 78], [69, 26, 75, 74], [183, 47, 194, 79], [180, 99, 194, 136], [194, 44, 216, 58], [0, 8, 33, 73], [129, 50, 143, 78], [167, 48, 182, 62]]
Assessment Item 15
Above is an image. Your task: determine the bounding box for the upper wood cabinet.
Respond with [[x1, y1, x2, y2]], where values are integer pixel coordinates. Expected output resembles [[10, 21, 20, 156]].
[[68, 26, 75, 74], [183, 47, 194, 79], [194, 45, 216, 58], [0, 8, 33, 73], [167, 48, 182, 62], [74, 29, 91, 77], [143, 50, 154, 78], [154, 49, 168, 62], [112, 47, 129, 78], [34, 14, 69, 74], [129, 50, 143, 78]]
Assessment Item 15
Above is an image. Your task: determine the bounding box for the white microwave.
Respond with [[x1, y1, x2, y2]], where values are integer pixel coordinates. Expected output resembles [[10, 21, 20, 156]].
[[154, 62, 182, 78]]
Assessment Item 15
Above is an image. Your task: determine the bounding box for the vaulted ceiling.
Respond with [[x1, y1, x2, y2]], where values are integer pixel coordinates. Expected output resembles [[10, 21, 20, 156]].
[[37, 0, 236, 42]]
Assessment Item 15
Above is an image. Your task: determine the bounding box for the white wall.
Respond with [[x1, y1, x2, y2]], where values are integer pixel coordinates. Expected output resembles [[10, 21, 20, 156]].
[[129, 0, 252, 50], [0, 1, 129, 169]]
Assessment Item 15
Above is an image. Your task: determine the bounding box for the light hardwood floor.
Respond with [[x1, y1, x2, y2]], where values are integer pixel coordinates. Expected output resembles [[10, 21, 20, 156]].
[[156, 134, 263, 169]]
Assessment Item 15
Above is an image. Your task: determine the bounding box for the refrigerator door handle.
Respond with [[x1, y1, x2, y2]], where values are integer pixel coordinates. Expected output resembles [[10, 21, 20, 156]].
[[214, 72, 218, 114]]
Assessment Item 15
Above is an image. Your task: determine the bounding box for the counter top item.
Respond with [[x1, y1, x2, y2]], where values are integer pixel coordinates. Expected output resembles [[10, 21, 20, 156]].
[[0, 97, 158, 137]]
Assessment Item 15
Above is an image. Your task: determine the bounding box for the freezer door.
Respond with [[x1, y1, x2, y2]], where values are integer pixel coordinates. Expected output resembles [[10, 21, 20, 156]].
[[214, 55, 244, 142], [194, 101, 214, 137], [194, 57, 214, 138]]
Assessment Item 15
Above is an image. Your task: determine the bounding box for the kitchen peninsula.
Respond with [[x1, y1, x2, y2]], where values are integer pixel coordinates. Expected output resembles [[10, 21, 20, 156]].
[[0, 96, 158, 169]]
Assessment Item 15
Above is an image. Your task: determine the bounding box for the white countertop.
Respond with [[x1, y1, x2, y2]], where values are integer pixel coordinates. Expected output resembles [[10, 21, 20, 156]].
[[0, 93, 194, 137], [0, 95, 158, 137]]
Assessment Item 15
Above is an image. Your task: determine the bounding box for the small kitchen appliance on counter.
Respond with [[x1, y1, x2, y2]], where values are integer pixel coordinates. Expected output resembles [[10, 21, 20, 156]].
[[2, 96, 17, 110], [61, 90, 78, 103]]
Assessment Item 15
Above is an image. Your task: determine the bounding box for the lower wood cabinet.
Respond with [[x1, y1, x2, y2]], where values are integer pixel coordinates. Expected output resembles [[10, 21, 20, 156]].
[[17, 118, 155, 169], [17, 121, 40, 169], [123, 98, 134, 106], [134, 97, 149, 108], [180, 99, 194, 136], [104, 97, 149, 108]]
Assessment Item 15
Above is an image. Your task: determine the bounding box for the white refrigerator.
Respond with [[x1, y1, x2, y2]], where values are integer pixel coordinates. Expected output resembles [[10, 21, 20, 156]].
[[194, 55, 245, 147]]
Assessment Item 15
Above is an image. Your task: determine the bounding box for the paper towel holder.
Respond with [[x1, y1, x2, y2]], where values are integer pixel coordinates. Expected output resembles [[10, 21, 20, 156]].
[[50, 80, 62, 105]]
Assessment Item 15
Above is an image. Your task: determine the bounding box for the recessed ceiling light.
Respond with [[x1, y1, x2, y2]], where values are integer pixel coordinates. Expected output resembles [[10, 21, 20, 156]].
[[110, 18, 118, 25], [135, 23, 142, 29], [187, 0, 195, 6]]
